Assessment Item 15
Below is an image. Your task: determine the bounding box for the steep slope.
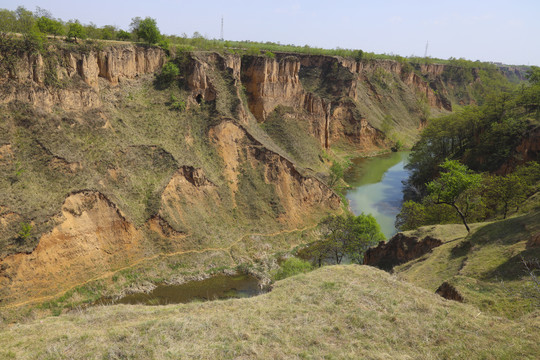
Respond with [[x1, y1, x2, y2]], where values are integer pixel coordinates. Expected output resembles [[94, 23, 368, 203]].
[[0, 39, 521, 310], [1, 266, 538, 359]]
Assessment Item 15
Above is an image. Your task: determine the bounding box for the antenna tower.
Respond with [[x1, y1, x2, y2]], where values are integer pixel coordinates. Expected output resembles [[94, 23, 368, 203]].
[[424, 40, 429, 58], [220, 16, 224, 41]]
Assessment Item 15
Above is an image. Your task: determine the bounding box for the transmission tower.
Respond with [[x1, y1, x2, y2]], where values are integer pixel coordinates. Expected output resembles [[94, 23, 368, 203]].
[[220, 16, 224, 41], [424, 40, 429, 58]]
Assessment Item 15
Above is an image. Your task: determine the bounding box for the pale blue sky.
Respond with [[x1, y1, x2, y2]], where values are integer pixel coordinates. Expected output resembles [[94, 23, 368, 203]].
[[2, 0, 539, 65]]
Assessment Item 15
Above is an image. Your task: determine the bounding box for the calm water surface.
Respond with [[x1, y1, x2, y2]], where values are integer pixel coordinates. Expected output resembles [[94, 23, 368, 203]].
[[344, 151, 410, 239], [99, 274, 262, 306]]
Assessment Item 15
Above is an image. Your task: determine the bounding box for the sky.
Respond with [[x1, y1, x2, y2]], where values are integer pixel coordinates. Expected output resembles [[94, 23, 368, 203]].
[[1, 0, 539, 65]]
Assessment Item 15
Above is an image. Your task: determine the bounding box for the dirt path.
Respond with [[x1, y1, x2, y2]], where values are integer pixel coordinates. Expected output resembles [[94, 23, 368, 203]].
[[0, 225, 317, 310]]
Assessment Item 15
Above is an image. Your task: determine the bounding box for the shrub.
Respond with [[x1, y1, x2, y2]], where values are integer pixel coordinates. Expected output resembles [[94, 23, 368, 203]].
[[169, 94, 186, 111], [272, 258, 313, 281], [17, 222, 32, 243], [157, 62, 179, 85]]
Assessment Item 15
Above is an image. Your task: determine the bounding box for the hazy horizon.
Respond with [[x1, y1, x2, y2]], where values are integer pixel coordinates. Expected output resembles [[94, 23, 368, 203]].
[[2, 0, 539, 66]]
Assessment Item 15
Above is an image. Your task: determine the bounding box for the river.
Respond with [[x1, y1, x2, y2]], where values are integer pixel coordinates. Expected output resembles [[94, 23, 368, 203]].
[[344, 151, 410, 239]]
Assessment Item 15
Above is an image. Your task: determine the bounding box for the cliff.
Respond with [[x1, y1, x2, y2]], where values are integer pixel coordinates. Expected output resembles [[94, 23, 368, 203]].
[[0, 43, 165, 111]]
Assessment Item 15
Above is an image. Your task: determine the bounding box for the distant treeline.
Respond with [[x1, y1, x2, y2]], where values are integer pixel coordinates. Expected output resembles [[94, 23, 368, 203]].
[[0, 5, 521, 70]]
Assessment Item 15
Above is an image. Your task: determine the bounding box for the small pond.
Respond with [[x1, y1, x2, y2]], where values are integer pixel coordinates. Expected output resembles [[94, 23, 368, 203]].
[[98, 274, 263, 306]]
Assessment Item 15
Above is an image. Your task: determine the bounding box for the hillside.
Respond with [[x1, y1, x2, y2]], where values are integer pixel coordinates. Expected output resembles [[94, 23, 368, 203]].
[[1, 265, 539, 359], [393, 212, 540, 319], [0, 37, 522, 311]]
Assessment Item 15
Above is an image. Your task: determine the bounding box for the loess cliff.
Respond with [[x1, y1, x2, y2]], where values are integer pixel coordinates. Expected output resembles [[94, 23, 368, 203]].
[[0, 41, 516, 308]]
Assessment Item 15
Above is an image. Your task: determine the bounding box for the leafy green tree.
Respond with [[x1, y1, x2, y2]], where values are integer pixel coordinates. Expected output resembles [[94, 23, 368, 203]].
[[100, 25, 116, 40], [0, 9, 17, 33], [67, 21, 87, 41], [15, 6, 35, 34], [427, 159, 481, 232], [329, 162, 344, 187], [308, 214, 384, 266], [395, 200, 427, 231], [526, 66, 540, 85], [36, 16, 64, 38], [131, 17, 160, 44], [483, 174, 526, 219], [117, 30, 131, 41]]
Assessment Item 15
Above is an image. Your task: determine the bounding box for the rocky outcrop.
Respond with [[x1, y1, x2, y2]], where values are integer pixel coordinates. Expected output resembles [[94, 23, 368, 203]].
[[363, 233, 443, 271], [0, 191, 144, 304], [436, 282, 464, 302]]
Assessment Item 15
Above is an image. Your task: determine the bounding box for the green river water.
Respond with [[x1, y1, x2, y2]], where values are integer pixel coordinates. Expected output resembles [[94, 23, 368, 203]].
[[344, 151, 411, 239]]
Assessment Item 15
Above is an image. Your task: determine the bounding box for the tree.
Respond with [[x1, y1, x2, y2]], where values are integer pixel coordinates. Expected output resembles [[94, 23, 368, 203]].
[[308, 214, 384, 266], [67, 21, 87, 41], [100, 25, 116, 40], [131, 17, 160, 44], [117, 29, 131, 41], [483, 174, 526, 219], [36, 16, 64, 38], [427, 159, 480, 232], [0, 9, 17, 33]]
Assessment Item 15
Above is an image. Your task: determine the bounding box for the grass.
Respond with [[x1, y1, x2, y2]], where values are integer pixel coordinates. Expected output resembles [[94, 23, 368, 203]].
[[395, 212, 540, 318], [1, 265, 538, 359]]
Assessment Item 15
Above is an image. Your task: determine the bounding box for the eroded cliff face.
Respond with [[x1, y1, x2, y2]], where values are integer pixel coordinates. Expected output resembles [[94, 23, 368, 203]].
[[0, 191, 144, 304], [239, 54, 456, 150], [0, 44, 165, 111]]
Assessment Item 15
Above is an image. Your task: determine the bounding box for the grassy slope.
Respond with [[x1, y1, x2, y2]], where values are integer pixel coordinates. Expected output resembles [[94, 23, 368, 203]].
[[396, 211, 540, 318], [1, 265, 538, 359]]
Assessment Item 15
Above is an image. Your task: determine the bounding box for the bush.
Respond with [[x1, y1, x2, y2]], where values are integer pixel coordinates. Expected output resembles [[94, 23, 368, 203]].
[[17, 222, 32, 243], [272, 258, 313, 281], [157, 62, 179, 85], [169, 94, 186, 111]]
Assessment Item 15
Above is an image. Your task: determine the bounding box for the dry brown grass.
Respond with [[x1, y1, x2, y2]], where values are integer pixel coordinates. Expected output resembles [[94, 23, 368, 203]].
[[1, 265, 538, 359]]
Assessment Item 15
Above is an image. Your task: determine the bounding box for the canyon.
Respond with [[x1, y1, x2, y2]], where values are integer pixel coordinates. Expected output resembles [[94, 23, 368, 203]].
[[0, 41, 517, 308]]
